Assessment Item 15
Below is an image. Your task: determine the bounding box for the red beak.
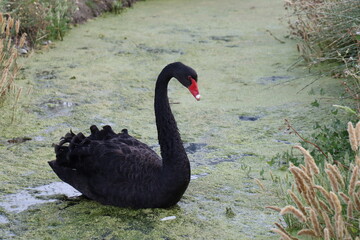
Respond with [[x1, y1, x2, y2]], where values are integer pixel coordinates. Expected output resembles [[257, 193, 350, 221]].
[[188, 77, 201, 101]]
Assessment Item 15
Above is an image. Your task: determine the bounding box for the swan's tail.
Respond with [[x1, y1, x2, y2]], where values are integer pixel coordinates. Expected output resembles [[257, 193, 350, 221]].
[[53, 125, 118, 167], [49, 125, 132, 200]]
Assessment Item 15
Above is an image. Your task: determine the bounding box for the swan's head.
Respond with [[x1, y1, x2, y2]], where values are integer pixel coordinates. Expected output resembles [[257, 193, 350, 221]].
[[172, 62, 201, 101], [187, 76, 200, 101]]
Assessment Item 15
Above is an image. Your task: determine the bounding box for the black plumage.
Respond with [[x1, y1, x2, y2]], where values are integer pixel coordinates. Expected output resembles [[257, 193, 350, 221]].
[[48, 62, 200, 208]]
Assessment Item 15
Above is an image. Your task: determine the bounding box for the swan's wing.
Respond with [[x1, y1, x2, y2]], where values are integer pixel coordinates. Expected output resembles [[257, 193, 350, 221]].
[[54, 125, 161, 168], [49, 125, 162, 201]]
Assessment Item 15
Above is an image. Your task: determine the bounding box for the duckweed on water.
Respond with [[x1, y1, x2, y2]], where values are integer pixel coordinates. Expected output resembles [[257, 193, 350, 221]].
[[0, 0, 346, 238], [5, 157, 280, 239]]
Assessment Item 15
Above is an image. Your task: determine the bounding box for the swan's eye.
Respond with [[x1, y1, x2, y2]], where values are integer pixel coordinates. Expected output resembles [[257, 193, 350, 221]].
[[187, 76, 196, 85]]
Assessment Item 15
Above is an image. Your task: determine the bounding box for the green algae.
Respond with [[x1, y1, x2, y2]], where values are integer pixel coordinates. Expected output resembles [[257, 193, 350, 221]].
[[0, 0, 346, 239], [4, 156, 281, 239]]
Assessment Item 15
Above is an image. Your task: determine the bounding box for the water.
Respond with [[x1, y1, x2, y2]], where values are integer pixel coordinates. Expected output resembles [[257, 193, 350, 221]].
[[0, 0, 341, 238], [0, 182, 81, 213], [0, 215, 9, 224]]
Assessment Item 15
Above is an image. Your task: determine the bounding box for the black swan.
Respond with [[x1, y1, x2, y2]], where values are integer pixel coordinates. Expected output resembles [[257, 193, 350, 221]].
[[48, 62, 200, 208]]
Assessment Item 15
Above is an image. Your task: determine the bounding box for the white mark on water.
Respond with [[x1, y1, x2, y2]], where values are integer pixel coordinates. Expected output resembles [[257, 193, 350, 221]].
[[160, 216, 176, 221], [0, 215, 9, 224], [0, 182, 81, 213], [191, 172, 209, 180]]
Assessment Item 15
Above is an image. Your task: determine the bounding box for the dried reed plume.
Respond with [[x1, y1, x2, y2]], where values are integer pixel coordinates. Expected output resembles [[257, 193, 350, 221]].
[[265, 206, 281, 212], [327, 164, 345, 188], [330, 191, 342, 215], [339, 192, 350, 204], [319, 199, 332, 214], [309, 208, 321, 237], [314, 185, 333, 209], [355, 122, 360, 146], [354, 193, 360, 212], [349, 166, 359, 196], [326, 169, 339, 192], [293, 145, 319, 175], [348, 122, 358, 151], [280, 205, 306, 222], [321, 211, 335, 238], [271, 228, 292, 240], [297, 229, 317, 237], [272, 121, 360, 239], [335, 214, 345, 239], [324, 228, 330, 240], [273, 222, 297, 240], [0, 13, 26, 107], [254, 178, 265, 191], [288, 189, 306, 215], [347, 201, 354, 219]]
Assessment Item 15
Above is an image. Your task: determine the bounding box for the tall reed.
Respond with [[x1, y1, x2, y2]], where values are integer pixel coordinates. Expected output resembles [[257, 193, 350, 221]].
[[270, 121, 360, 239], [285, 0, 360, 114], [0, 13, 26, 121], [285, 0, 360, 70]]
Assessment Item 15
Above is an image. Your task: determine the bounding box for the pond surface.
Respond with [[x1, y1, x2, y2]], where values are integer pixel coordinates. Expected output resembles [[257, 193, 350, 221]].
[[0, 0, 341, 239]]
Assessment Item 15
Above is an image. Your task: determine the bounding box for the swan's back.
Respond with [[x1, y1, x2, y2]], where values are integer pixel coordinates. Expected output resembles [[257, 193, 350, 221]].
[[49, 125, 166, 208]]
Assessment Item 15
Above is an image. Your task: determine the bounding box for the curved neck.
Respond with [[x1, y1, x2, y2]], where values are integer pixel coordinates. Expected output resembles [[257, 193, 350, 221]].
[[154, 65, 188, 165], [154, 64, 191, 203]]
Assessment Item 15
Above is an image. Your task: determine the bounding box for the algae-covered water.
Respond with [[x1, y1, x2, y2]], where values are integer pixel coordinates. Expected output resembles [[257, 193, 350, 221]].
[[0, 0, 342, 239]]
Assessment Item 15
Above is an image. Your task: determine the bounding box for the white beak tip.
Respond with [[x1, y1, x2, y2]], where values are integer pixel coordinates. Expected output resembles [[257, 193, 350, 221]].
[[195, 94, 201, 101]]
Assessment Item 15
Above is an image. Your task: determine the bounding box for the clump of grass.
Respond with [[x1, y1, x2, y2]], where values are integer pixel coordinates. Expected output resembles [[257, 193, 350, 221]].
[[285, 0, 360, 133], [111, 0, 125, 14], [269, 121, 360, 239], [45, 0, 75, 41], [0, 13, 26, 108], [285, 0, 360, 72], [0, 0, 74, 44]]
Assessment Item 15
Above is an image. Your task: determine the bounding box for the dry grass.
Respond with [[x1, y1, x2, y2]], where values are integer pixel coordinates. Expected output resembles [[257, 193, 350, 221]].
[[285, 0, 360, 116], [271, 121, 360, 239], [0, 13, 26, 121], [285, 0, 360, 70]]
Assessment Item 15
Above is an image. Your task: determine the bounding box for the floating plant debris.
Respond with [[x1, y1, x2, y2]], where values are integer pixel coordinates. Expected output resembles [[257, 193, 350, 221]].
[[7, 137, 32, 144], [258, 75, 292, 84], [239, 116, 261, 121], [184, 143, 207, 154]]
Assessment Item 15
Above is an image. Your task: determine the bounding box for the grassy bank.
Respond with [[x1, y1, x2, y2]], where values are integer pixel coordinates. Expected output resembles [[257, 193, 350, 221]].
[[0, 0, 138, 117], [285, 0, 360, 111], [270, 1, 360, 238], [0, 0, 139, 45]]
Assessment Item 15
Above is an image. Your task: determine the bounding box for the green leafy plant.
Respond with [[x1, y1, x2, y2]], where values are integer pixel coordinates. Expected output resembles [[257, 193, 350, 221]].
[[270, 117, 357, 169], [111, 0, 125, 14], [0, 0, 74, 44], [45, 0, 74, 41]]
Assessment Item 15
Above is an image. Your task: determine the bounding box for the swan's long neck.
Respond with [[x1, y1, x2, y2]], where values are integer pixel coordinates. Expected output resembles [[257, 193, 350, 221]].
[[154, 63, 191, 204], [155, 69, 187, 163]]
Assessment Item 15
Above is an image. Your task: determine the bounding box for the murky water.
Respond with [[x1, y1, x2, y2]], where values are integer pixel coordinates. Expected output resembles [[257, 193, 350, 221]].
[[0, 0, 343, 239], [0, 182, 81, 213]]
